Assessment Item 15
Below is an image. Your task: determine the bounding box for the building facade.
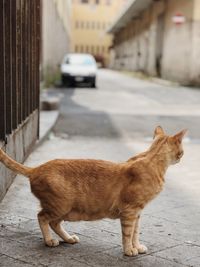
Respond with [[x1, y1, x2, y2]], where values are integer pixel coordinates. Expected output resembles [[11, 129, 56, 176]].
[[71, 0, 127, 67], [109, 0, 200, 86], [41, 0, 72, 82]]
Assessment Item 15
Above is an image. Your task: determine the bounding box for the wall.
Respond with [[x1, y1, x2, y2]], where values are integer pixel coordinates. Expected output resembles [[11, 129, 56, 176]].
[[190, 0, 200, 85], [0, 0, 40, 201], [161, 0, 194, 84], [112, 0, 200, 85], [0, 111, 39, 202], [113, 1, 166, 76], [41, 0, 71, 81]]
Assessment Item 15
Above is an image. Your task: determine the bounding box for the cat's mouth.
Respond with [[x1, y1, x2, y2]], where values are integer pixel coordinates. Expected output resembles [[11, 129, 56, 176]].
[[175, 156, 182, 164], [172, 157, 181, 165]]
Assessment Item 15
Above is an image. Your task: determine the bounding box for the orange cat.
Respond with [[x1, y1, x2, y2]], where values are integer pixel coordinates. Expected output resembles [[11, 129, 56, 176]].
[[0, 126, 186, 256]]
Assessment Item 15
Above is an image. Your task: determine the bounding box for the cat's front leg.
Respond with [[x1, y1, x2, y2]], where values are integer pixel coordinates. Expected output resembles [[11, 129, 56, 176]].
[[120, 214, 138, 256], [132, 214, 148, 254]]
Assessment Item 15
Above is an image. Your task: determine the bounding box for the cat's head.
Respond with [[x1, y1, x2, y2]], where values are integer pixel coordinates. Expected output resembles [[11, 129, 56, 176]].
[[153, 126, 187, 165]]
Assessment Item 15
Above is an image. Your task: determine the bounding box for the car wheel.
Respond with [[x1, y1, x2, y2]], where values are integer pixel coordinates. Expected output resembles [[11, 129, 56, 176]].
[[91, 77, 96, 88], [62, 75, 67, 86], [62, 76, 73, 88]]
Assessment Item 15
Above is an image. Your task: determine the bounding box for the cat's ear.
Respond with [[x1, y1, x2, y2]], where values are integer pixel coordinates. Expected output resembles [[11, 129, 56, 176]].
[[153, 126, 165, 139], [173, 129, 188, 143]]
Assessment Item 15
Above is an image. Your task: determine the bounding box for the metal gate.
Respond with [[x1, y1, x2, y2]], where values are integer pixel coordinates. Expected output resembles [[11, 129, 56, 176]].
[[0, 0, 40, 141]]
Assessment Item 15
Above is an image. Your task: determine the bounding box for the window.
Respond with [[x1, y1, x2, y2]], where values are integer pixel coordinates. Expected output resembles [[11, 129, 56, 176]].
[[91, 21, 95, 29], [75, 45, 79, 52], [65, 54, 96, 66], [86, 21, 90, 29], [81, 21, 84, 29], [96, 22, 100, 30], [75, 21, 79, 29]]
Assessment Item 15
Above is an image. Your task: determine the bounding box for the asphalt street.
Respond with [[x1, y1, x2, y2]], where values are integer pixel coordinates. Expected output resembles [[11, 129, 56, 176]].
[[54, 69, 200, 140]]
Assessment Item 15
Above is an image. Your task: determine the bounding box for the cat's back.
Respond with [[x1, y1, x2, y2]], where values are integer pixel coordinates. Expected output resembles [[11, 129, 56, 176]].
[[30, 158, 122, 182], [51, 158, 118, 172], [30, 158, 124, 203]]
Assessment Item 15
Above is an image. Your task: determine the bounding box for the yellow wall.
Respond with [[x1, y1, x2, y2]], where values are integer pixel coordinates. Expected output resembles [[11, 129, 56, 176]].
[[71, 0, 127, 66], [193, 0, 200, 20]]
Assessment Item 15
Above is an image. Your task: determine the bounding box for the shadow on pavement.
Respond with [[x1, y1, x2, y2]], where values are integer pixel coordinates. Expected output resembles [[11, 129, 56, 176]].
[[53, 87, 121, 138]]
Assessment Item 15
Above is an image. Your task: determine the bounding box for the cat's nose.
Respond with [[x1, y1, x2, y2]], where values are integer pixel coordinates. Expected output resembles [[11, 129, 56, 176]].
[[178, 151, 184, 158]]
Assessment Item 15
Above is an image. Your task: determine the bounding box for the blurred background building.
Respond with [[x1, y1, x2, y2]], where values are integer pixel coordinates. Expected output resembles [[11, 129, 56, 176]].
[[41, 0, 72, 84], [109, 0, 200, 86], [71, 0, 127, 67]]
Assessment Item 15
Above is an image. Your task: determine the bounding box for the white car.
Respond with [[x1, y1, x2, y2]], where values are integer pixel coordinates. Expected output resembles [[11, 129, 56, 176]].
[[61, 53, 97, 88]]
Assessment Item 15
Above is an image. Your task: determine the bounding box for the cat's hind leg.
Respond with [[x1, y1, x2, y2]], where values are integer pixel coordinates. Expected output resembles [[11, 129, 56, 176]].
[[50, 219, 79, 244], [37, 210, 59, 247]]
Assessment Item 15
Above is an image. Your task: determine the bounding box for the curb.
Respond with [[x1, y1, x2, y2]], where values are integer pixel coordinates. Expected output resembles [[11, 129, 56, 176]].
[[150, 77, 180, 87], [34, 110, 60, 150], [117, 70, 181, 87]]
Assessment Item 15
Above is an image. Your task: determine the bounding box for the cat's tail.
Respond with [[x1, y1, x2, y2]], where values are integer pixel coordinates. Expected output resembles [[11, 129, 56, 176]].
[[0, 148, 33, 177]]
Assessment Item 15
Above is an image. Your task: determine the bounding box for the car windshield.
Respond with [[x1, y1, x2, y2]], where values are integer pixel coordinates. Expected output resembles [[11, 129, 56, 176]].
[[66, 55, 95, 66]]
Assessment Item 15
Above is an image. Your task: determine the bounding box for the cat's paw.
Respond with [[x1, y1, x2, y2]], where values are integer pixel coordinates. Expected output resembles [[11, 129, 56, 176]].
[[124, 247, 138, 257], [136, 244, 148, 254], [66, 234, 80, 244], [45, 239, 59, 247]]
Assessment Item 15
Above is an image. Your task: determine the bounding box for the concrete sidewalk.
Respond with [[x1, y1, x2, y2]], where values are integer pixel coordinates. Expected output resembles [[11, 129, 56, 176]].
[[0, 133, 200, 267], [38, 110, 59, 146]]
